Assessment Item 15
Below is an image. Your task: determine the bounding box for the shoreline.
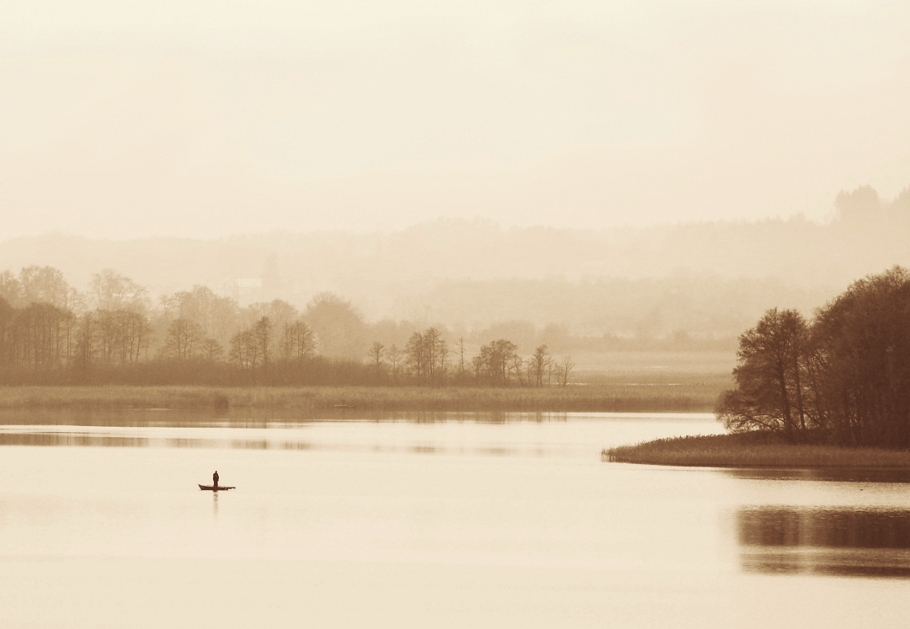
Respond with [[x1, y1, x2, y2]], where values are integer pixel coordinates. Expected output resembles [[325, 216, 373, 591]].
[[0, 384, 719, 413], [603, 433, 910, 469]]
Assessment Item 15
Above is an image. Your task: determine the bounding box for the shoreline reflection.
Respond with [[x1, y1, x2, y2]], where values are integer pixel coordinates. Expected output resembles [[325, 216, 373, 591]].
[[738, 507, 910, 578], [0, 409, 573, 428], [726, 468, 910, 483], [0, 428, 551, 458]]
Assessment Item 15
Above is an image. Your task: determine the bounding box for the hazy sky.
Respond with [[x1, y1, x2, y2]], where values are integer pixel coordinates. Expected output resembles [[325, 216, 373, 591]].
[[2, 0, 909, 238]]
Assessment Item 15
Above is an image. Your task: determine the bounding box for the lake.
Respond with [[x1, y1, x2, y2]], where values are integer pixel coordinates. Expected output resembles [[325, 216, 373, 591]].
[[1, 411, 908, 628]]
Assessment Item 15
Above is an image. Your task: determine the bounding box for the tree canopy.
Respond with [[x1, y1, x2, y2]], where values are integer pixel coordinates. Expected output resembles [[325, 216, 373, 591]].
[[718, 267, 910, 447]]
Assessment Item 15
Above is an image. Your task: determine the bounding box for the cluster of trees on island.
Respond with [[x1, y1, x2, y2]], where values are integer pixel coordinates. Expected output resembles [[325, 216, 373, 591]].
[[718, 267, 910, 448], [0, 266, 574, 387]]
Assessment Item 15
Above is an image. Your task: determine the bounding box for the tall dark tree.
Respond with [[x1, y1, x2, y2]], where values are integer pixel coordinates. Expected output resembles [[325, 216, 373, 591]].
[[529, 345, 551, 387], [812, 267, 910, 447], [472, 339, 518, 386], [404, 328, 448, 386], [14, 302, 75, 367], [716, 308, 812, 442]]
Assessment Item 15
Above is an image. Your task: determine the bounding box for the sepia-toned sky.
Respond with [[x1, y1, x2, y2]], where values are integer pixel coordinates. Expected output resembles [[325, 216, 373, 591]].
[[2, 0, 909, 238]]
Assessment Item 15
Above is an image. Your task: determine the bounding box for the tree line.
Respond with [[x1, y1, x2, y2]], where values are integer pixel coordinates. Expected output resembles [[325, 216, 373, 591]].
[[369, 331, 574, 388], [717, 266, 910, 448], [0, 266, 574, 387]]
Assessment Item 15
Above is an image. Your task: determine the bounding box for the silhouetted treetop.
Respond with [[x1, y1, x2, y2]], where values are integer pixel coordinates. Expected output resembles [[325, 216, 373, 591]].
[[719, 267, 910, 448]]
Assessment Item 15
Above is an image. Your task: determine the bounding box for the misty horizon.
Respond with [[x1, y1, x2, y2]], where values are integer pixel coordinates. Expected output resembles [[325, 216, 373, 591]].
[[1, 183, 907, 354], [4, 181, 907, 242], [3, 1, 909, 239]]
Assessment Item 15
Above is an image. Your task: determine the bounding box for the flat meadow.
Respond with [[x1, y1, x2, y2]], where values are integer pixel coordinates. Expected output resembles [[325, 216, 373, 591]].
[[0, 381, 721, 414]]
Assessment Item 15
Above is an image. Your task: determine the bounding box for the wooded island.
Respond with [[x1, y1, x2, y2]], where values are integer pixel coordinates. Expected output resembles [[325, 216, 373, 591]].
[[607, 267, 910, 466]]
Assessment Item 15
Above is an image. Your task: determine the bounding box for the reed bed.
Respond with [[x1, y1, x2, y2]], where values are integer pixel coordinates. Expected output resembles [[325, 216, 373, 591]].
[[603, 433, 910, 468], [0, 383, 719, 413]]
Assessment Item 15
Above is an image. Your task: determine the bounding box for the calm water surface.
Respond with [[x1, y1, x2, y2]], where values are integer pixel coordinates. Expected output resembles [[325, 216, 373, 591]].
[[1, 412, 908, 628]]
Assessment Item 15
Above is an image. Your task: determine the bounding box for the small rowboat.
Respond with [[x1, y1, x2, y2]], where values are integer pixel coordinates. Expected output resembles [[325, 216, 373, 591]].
[[198, 484, 235, 491]]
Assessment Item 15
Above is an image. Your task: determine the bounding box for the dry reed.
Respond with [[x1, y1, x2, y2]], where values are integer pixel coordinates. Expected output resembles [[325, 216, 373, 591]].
[[0, 384, 718, 412], [603, 433, 910, 468]]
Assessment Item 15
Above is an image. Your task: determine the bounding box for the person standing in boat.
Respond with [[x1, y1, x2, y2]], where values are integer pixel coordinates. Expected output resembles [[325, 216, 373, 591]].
[[213, 470, 219, 488]]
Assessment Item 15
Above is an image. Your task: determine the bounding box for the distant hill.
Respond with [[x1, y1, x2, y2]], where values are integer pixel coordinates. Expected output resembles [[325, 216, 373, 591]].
[[1, 188, 907, 339]]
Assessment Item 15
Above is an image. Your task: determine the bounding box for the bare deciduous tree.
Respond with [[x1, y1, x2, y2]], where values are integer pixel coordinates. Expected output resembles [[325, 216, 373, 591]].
[[162, 318, 203, 361], [229, 328, 259, 369], [368, 341, 385, 371], [510, 354, 524, 386], [94, 309, 150, 365], [457, 337, 467, 384], [281, 320, 315, 361], [405, 328, 448, 386], [557, 355, 575, 388], [200, 338, 224, 362], [388, 344, 402, 385], [530, 344, 551, 387]]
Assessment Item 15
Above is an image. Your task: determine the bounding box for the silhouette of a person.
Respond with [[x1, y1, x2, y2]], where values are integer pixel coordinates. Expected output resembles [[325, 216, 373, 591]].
[[213, 470, 219, 488]]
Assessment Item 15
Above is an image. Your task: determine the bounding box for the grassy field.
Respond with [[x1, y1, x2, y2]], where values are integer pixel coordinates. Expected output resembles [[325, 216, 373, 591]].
[[0, 382, 723, 413], [573, 350, 735, 385], [603, 432, 910, 468]]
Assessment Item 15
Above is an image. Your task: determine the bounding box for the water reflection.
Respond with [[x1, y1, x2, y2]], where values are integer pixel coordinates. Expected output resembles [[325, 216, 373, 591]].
[[0, 431, 319, 450], [0, 432, 150, 448], [0, 428, 531, 457], [0, 409, 571, 427], [726, 468, 910, 483], [738, 507, 910, 577]]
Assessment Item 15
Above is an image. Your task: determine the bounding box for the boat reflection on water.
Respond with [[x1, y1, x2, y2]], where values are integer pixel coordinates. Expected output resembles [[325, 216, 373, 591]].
[[737, 507, 910, 577]]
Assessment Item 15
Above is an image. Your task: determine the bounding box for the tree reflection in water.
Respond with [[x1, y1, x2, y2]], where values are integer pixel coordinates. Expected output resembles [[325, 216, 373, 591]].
[[737, 507, 910, 577]]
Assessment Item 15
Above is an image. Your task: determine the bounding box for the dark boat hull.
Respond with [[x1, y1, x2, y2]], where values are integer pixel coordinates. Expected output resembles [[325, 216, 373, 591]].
[[198, 484, 235, 491]]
